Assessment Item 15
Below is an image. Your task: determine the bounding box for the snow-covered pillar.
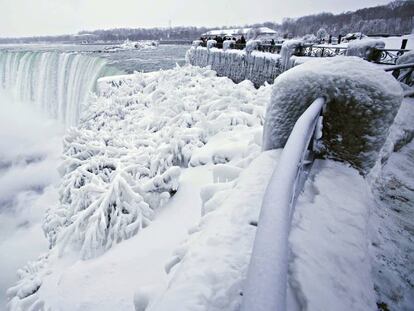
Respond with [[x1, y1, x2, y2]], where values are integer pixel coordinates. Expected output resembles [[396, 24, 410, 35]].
[[263, 56, 403, 174], [346, 38, 385, 62], [280, 39, 303, 71]]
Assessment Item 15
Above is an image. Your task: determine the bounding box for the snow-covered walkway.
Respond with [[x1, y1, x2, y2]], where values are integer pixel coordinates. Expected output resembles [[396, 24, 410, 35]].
[[288, 159, 377, 311]]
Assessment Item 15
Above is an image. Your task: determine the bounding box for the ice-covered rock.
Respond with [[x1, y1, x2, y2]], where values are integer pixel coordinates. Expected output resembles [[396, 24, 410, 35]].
[[263, 56, 403, 173], [186, 46, 282, 87]]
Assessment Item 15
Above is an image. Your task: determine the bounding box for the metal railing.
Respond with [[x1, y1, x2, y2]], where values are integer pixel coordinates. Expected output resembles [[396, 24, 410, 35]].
[[384, 62, 414, 86], [196, 40, 410, 64], [300, 44, 347, 57], [376, 48, 410, 65], [241, 97, 325, 311]]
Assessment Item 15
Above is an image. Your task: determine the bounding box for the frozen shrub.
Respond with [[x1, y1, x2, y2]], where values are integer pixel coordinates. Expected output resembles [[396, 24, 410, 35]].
[[263, 56, 403, 174]]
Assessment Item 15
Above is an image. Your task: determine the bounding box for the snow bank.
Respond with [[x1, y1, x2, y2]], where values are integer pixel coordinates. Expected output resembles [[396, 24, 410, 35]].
[[8, 65, 272, 310], [346, 38, 385, 62], [186, 46, 282, 87], [368, 98, 414, 310], [289, 159, 377, 311], [263, 56, 403, 173], [149, 151, 280, 311]]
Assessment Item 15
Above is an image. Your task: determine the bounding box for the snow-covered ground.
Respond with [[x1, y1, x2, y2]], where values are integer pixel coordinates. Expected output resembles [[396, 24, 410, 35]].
[[368, 97, 414, 310], [289, 160, 377, 311], [380, 34, 414, 50], [150, 150, 280, 311]]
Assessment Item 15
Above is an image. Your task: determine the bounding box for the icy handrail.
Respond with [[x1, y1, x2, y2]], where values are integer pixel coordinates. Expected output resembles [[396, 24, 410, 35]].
[[383, 62, 414, 71], [241, 97, 325, 311]]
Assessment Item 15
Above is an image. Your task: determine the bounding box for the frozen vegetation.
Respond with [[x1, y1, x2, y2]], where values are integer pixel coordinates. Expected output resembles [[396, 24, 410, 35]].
[[7, 65, 272, 310]]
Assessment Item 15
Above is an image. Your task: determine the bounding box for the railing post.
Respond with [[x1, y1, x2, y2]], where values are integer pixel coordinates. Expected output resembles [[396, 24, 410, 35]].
[[400, 39, 408, 50]]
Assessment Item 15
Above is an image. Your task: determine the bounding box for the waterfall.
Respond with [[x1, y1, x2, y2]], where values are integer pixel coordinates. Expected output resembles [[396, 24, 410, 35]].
[[0, 51, 121, 126]]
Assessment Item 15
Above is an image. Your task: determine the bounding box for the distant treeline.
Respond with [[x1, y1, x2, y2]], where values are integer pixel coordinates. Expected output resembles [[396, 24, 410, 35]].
[[277, 0, 414, 37], [0, 0, 413, 44]]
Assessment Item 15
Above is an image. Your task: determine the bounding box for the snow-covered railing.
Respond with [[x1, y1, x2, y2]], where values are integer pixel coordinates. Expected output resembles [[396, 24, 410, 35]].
[[384, 62, 414, 86], [376, 48, 411, 65], [241, 97, 325, 311]]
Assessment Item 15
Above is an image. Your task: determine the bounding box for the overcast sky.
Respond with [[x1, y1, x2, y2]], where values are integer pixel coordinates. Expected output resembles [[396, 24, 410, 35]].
[[0, 0, 391, 37]]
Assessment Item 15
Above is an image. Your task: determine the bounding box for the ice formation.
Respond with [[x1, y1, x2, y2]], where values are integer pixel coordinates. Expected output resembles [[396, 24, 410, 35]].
[[7, 65, 272, 310], [186, 46, 282, 87], [0, 51, 121, 126], [263, 56, 403, 173]]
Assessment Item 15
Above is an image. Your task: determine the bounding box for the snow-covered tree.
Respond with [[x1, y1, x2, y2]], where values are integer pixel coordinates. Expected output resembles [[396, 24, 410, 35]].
[[316, 27, 328, 41]]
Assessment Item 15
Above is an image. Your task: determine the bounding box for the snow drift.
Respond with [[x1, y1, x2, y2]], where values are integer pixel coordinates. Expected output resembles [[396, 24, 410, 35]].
[[263, 56, 403, 173], [186, 46, 282, 87]]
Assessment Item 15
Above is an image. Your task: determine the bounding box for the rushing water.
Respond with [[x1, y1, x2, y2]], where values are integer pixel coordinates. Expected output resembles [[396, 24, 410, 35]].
[[0, 43, 189, 308]]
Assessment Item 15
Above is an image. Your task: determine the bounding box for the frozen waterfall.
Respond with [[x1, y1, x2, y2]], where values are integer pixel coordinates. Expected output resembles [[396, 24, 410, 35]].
[[0, 50, 121, 126]]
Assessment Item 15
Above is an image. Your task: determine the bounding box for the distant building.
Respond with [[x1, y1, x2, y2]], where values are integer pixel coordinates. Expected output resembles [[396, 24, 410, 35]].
[[201, 27, 278, 41]]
